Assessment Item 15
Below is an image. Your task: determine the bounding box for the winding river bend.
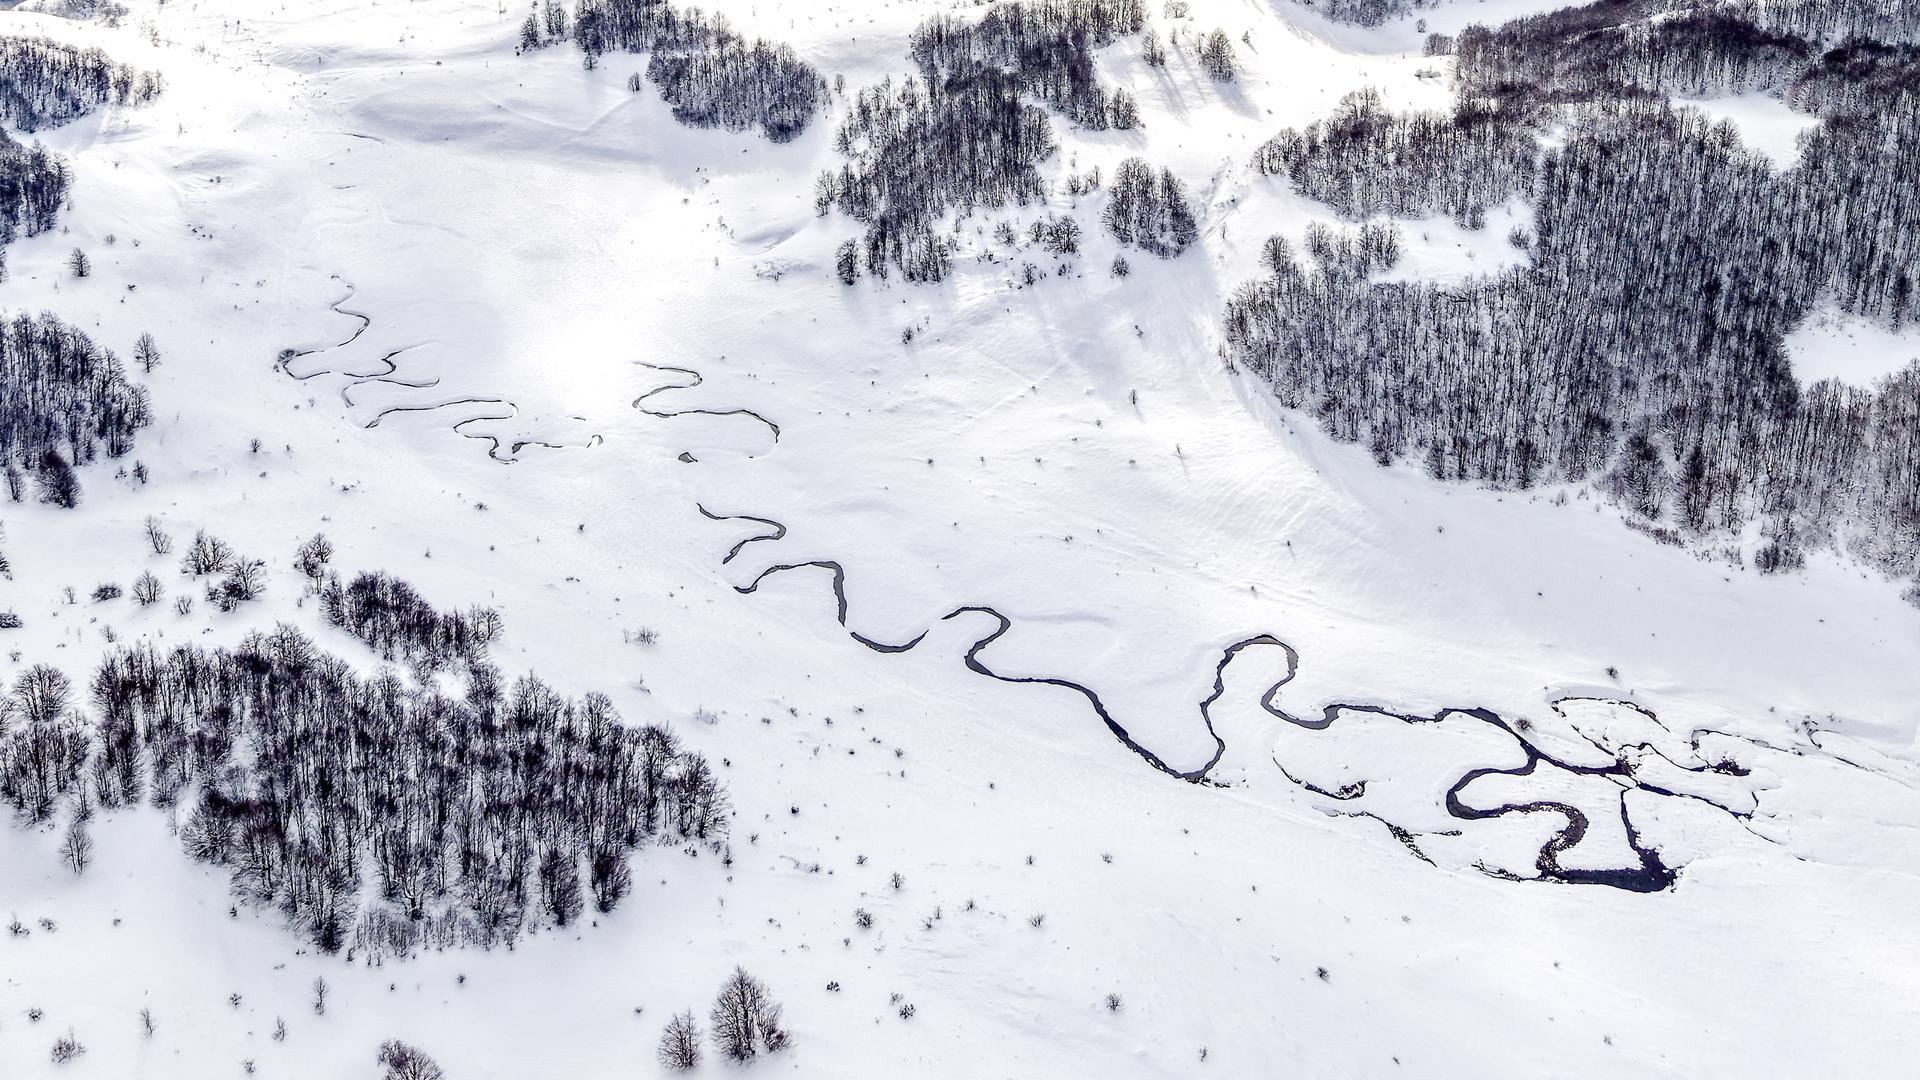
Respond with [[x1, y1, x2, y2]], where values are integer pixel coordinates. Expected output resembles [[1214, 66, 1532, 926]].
[[279, 292, 1773, 894], [697, 505, 1767, 894], [279, 280, 602, 461]]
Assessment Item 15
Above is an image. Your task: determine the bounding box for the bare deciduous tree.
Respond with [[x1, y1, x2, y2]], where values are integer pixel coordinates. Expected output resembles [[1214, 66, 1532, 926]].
[[709, 967, 787, 1062], [658, 1010, 701, 1070]]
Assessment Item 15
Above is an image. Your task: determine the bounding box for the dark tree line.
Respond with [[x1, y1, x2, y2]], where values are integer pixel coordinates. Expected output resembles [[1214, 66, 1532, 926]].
[[1448, 2, 1814, 110], [646, 39, 821, 143], [529, 0, 825, 142], [1, 574, 731, 959], [820, 74, 1054, 283], [1255, 88, 1536, 225], [908, 0, 1146, 127], [817, 0, 1150, 282], [318, 570, 502, 673], [0, 34, 162, 132], [1730, 0, 1920, 47], [1290, 0, 1450, 28], [0, 131, 69, 281], [22, 1, 131, 23], [0, 312, 152, 487], [1227, 0, 1920, 588]]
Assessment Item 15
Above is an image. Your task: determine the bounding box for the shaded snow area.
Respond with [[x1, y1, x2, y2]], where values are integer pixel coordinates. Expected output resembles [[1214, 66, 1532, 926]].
[[1, 2, 1918, 1079]]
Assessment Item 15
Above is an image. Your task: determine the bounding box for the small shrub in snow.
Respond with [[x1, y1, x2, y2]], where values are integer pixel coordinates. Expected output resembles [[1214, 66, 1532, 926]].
[[91, 583, 121, 602], [50, 1031, 84, 1064], [144, 515, 173, 555], [377, 1040, 444, 1080]]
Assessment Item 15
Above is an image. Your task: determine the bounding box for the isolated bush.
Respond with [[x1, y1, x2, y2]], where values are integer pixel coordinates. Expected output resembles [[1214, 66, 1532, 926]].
[[179, 530, 234, 577], [58, 815, 91, 874], [49, 1030, 84, 1064], [293, 533, 334, 581], [376, 1040, 444, 1080], [143, 515, 173, 555]]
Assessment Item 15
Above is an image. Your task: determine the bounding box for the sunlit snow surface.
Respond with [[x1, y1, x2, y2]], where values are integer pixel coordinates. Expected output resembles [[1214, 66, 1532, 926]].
[[1787, 305, 1920, 389], [1684, 93, 1822, 167], [1, 1, 1917, 1078]]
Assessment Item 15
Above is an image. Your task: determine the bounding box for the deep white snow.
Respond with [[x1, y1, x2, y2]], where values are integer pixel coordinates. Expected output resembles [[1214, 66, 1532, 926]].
[[1, 2, 1917, 1078]]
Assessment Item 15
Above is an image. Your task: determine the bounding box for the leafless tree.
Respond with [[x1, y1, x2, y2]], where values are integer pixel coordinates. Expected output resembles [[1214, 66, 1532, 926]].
[[709, 967, 787, 1062], [658, 1010, 701, 1070]]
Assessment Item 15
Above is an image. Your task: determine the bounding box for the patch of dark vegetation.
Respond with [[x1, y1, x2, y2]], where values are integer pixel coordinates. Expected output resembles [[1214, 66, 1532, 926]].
[[817, 0, 1155, 282], [0, 131, 68, 280], [1255, 88, 1535, 225], [2, 572, 730, 959], [1103, 155, 1197, 257], [528, 0, 825, 142], [0, 34, 162, 132], [318, 570, 502, 672], [1289, 0, 1451, 29], [645, 38, 822, 143], [0, 313, 152, 501]]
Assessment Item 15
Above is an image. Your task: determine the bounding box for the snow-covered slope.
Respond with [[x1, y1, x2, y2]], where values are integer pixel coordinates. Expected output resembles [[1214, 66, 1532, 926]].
[[2, 1, 1916, 1077]]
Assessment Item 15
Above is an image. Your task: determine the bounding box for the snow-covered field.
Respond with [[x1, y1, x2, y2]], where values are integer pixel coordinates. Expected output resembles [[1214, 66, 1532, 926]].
[[2, 1, 1917, 1076]]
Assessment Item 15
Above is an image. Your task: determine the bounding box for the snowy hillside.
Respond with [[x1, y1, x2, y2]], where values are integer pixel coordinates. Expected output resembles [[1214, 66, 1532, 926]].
[[1, 0, 1917, 1077]]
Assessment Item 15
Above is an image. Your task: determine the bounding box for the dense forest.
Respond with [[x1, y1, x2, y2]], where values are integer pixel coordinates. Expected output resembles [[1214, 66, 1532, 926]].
[[816, 0, 1151, 282], [1227, 0, 1920, 593], [1254, 88, 1535, 226], [0, 312, 152, 492], [526, 0, 824, 142], [1294, 0, 1920, 42], [0, 568, 731, 959], [0, 34, 162, 132]]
